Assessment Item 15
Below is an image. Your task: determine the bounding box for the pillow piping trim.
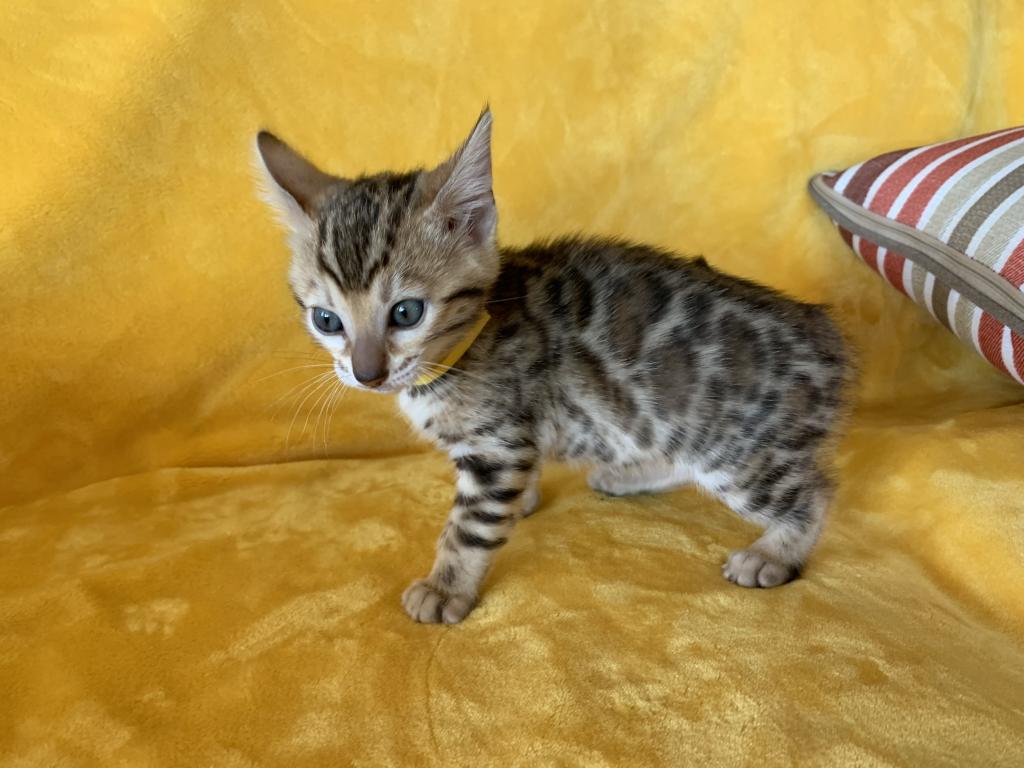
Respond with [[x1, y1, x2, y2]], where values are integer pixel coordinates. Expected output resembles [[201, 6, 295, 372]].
[[809, 174, 1024, 337]]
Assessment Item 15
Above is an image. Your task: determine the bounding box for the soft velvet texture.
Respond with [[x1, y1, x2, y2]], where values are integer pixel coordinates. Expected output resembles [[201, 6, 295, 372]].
[[2, 2, 1024, 765]]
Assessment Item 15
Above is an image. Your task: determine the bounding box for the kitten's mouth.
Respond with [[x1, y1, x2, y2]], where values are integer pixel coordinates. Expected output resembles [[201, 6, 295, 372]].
[[335, 358, 418, 393]]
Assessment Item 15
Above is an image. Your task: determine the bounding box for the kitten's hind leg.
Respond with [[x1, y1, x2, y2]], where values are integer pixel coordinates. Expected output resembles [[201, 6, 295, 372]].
[[722, 482, 829, 589], [519, 469, 543, 517], [588, 461, 691, 497]]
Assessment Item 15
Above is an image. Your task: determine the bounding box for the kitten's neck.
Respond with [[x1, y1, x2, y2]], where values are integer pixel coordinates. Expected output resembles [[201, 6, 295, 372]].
[[412, 310, 493, 387]]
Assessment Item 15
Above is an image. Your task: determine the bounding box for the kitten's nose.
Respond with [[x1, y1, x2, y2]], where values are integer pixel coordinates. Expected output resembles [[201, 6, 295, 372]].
[[352, 336, 388, 388], [354, 367, 388, 388]]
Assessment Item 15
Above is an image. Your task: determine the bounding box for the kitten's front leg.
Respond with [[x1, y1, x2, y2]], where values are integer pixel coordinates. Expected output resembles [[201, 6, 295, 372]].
[[402, 446, 538, 624]]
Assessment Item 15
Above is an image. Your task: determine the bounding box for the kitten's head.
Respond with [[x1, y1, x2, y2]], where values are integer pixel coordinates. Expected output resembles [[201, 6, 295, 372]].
[[255, 110, 498, 392]]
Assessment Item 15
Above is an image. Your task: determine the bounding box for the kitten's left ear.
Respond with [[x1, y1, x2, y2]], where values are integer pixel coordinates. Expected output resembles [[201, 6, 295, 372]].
[[424, 109, 497, 246], [253, 131, 341, 235]]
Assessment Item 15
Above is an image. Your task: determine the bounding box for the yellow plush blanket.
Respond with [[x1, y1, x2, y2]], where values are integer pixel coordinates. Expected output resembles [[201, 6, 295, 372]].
[[2, 2, 1023, 765]]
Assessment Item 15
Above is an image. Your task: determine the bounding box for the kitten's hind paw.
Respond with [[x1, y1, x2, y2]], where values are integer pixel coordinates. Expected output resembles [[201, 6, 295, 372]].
[[521, 484, 541, 517], [722, 549, 797, 588], [587, 468, 633, 497], [402, 579, 476, 624]]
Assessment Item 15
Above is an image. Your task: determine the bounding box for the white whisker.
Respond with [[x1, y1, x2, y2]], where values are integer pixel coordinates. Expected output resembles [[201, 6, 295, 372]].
[[302, 375, 337, 440], [268, 351, 330, 362], [325, 384, 349, 448], [254, 363, 334, 383], [315, 380, 340, 454], [267, 369, 336, 416], [286, 375, 335, 450], [322, 382, 348, 454]]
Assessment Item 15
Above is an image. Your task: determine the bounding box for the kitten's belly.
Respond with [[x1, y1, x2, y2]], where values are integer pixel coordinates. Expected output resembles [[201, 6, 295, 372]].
[[541, 404, 665, 467], [402, 387, 663, 467], [544, 411, 745, 501]]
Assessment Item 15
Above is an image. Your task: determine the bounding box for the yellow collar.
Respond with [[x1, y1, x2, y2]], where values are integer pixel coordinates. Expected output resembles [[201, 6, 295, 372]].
[[414, 310, 491, 386]]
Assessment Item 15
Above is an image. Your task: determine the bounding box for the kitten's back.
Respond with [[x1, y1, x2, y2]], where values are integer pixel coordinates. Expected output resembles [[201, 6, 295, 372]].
[[494, 235, 845, 370]]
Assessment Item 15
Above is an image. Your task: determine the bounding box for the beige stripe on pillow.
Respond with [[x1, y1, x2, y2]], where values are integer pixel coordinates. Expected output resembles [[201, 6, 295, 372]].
[[922, 144, 1024, 236], [909, 259, 929, 301], [971, 194, 1024, 268], [948, 165, 1024, 251], [952, 289, 975, 342]]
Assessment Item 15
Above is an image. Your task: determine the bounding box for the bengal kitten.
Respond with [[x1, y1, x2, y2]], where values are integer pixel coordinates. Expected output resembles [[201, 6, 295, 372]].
[[255, 110, 852, 624]]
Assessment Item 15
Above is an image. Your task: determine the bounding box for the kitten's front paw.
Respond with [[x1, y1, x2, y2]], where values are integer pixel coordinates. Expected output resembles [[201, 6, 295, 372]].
[[722, 549, 797, 588], [401, 579, 476, 624]]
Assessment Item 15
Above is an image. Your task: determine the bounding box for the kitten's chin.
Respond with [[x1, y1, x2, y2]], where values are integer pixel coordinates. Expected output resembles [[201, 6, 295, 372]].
[[362, 386, 399, 395]]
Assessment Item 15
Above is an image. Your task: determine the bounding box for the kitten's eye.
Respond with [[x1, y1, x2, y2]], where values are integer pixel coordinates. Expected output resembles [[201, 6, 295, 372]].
[[390, 299, 425, 328], [311, 307, 344, 335]]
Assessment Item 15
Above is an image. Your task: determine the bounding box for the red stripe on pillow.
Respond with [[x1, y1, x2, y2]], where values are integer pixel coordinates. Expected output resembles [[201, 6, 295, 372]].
[[867, 133, 998, 215], [837, 225, 854, 249], [1012, 331, 1024, 383], [1001, 241, 1024, 288], [856, 240, 884, 279], [882, 248, 909, 295], [843, 149, 914, 205], [852, 238, 883, 275], [895, 130, 1024, 227], [978, 313, 1007, 373]]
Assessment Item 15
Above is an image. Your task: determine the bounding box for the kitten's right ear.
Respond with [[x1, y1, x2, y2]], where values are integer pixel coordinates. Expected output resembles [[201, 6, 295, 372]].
[[253, 131, 340, 233]]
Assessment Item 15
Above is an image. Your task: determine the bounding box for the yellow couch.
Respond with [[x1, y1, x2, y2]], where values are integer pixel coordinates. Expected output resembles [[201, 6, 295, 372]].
[[2, 2, 1023, 765]]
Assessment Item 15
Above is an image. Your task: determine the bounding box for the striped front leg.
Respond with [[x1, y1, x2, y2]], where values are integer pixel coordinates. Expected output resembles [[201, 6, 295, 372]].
[[402, 445, 538, 624]]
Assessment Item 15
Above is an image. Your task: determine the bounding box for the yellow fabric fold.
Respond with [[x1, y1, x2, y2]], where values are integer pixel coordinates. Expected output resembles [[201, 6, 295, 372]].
[[1, 1, 1023, 765]]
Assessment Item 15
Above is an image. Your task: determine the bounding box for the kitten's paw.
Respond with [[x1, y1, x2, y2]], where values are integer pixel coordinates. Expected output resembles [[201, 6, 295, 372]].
[[521, 485, 541, 517], [401, 579, 476, 624], [722, 549, 797, 588]]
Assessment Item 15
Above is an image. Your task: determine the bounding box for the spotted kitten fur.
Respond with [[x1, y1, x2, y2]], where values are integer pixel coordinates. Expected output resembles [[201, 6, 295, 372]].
[[255, 110, 852, 624]]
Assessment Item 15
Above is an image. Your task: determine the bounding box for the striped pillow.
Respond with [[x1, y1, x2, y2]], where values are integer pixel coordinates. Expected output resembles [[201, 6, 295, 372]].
[[809, 127, 1024, 384]]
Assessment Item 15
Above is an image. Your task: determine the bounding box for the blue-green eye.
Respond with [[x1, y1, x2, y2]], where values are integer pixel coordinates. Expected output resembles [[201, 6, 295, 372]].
[[311, 307, 344, 335], [390, 299, 424, 328]]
